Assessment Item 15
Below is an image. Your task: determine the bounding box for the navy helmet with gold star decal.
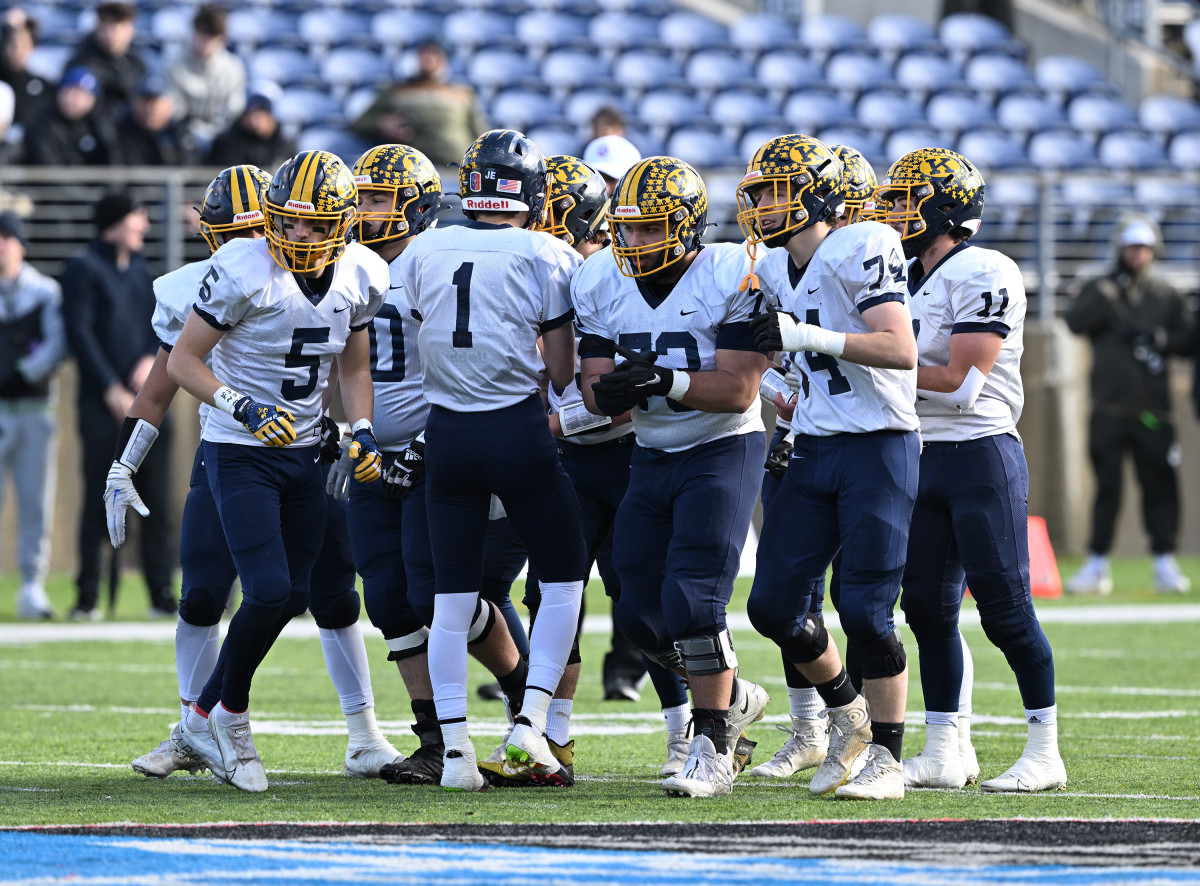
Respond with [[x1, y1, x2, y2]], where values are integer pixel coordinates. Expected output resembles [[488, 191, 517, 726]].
[[606, 155, 708, 278], [198, 165, 272, 254], [874, 147, 985, 259], [736, 133, 845, 248], [829, 144, 877, 225], [264, 150, 358, 273], [536, 155, 607, 248], [351, 143, 442, 247]]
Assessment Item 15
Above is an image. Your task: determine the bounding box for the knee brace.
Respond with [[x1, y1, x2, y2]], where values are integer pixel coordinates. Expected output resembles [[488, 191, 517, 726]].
[[310, 587, 361, 630], [778, 613, 829, 665], [856, 628, 907, 680], [386, 625, 430, 662], [465, 598, 496, 646], [178, 585, 232, 627], [643, 645, 683, 672], [675, 629, 738, 675]]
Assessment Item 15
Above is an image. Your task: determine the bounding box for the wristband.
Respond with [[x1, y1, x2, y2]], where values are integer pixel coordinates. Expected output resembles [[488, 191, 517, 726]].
[[114, 417, 159, 471], [213, 385, 244, 417], [917, 365, 988, 412], [559, 401, 612, 436], [665, 370, 691, 401], [352, 418, 374, 434], [804, 326, 847, 358]]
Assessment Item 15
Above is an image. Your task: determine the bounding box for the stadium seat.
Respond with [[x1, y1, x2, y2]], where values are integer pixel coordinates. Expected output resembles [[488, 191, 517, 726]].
[[867, 14, 940, 64], [894, 53, 964, 103], [601, 0, 673, 15], [467, 49, 538, 99], [1067, 94, 1138, 139], [995, 93, 1068, 138], [296, 127, 371, 164], [985, 172, 1039, 237], [28, 6, 86, 42], [298, 9, 372, 50], [588, 12, 661, 55], [274, 88, 345, 130], [637, 90, 706, 138], [371, 10, 444, 54], [344, 86, 377, 125], [755, 52, 825, 101], [856, 91, 925, 138], [25, 44, 72, 83], [1097, 130, 1169, 170], [815, 126, 884, 166], [710, 90, 781, 140], [729, 13, 798, 60], [490, 88, 564, 132], [443, 10, 517, 52], [1138, 95, 1200, 140], [783, 91, 857, 133], [1134, 175, 1200, 221], [149, 7, 193, 47], [514, 12, 589, 58], [824, 52, 892, 102], [740, 125, 792, 163], [684, 51, 756, 97], [613, 51, 685, 97], [541, 50, 614, 99], [926, 92, 997, 137], [1168, 131, 1200, 170], [249, 47, 317, 89], [885, 127, 946, 161], [1027, 130, 1099, 169], [623, 125, 665, 158], [527, 125, 583, 158], [659, 11, 728, 60], [1035, 54, 1116, 104], [564, 89, 629, 128], [1058, 174, 1133, 237], [228, 9, 302, 52], [963, 53, 1037, 101], [799, 14, 867, 63], [665, 127, 741, 169], [955, 129, 1029, 170], [938, 13, 1022, 62], [320, 47, 393, 95]]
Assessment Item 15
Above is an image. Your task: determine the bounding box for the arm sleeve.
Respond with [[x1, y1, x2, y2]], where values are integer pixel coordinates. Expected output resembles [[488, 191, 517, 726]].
[[61, 258, 121, 392], [20, 277, 68, 382]]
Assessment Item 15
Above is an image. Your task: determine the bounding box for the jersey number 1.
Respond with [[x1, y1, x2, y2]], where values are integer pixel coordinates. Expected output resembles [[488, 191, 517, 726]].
[[452, 262, 474, 348]]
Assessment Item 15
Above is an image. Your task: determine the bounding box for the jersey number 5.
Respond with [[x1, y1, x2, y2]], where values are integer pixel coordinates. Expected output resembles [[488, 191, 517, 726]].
[[282, 327, 330, 401]]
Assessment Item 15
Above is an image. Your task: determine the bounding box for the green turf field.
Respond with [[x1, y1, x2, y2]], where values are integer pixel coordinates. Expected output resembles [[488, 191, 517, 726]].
[[1, 557, 1197, 826]]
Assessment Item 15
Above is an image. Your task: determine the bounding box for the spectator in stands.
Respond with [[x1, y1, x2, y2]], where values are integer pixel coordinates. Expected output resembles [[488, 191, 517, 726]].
[[66, 1, 146, 112], [0, 212, 68, 621], [164, 3, 246, 148], [208, 87, 295, 172], [1065, 215, 1195, 595], [116, 74, 197, 166], [0, 9, 48, 129], [61, 192, 175, 621], [349, 38, 487, 166], [589, 105, 628, 142], [582, 133, 642, 196], [21, 66, 118, 166]]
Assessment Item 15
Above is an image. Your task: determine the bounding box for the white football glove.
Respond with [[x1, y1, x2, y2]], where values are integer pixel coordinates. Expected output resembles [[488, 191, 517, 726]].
[[784, 368, 804, 395], [105, 461, 148, 548], [325, 441, 355, 502]]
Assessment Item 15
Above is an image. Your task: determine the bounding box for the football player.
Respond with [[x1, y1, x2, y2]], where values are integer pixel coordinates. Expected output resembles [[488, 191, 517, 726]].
[[166, 150, 387, 792], [740, 134, 919, 801], [335, 144, 532, 787], [575, 156, 771, 799], [118, 166, 400, 783], [877, 148, 1064, 792], [397, 129, 588, 792]]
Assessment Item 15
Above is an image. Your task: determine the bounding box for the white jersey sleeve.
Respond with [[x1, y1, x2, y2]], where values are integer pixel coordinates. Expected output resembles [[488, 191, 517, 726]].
[[152, 259, 212, 349], [368, 257, 430, 451], [400, 222, 581, 412], [911, 244, 1025, 441], [574, 243, 764, 452], [757, 221, 919, 437], [196, 239, 386, 447]]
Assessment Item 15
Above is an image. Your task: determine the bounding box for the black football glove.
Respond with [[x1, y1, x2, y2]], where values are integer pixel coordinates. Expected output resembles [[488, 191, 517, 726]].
[[381, 435, 425, 500], [318, 415, 342, 465], [749, 307, 786, 354], [590, 343, 675, 415], [765, 437, 793, 480]]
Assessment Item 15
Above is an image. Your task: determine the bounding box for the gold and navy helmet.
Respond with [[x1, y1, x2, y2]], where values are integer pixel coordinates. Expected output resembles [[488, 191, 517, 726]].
[[536, 155, 608, 248], [458, 128, 549, 228], [607, 156, 707, 279], [874, 147, 985, 259], [736, 134, 844, 248], [829, 144, 877, 225], [198, 165, 272, 254], [264, 150, 358, 273], [351, 144, 442, 248]]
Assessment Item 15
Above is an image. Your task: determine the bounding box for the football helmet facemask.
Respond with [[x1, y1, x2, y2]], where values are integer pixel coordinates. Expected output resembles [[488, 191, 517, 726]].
[[829, 144, 878, 225], [351, 143, 442, 247], [458, 128, 549, 228], [607, 155, 708, 279], [875, 147, 985, 259], [264, 150, 358, 274], [536, 155, 608, 248], [198, 165, 272, 254], [736, 134, 844, 248]]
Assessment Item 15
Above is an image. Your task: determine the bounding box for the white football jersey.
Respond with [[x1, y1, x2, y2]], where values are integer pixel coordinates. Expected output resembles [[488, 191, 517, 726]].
[[573, 243, 765, 453], [398, 222, 580, 412], [368, 255, 428, 451], [910, 244, 1025, 442], [548, 348, 632, 447], [153, 259, 215, 429], [756, 221, 919, 437], [195, 238, 387, 446]]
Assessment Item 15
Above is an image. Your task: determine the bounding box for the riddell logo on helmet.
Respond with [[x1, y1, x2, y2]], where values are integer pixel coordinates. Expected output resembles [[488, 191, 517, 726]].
[[461, 197, 519, 211], [612, 205, 641, 216], [353, 175, 374, 185], [233, 210, 263, 223], [285, 200, 315, 211]]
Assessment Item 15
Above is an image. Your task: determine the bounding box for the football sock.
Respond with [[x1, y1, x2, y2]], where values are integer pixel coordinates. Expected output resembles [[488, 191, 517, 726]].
[[663, 703, 689, 736], [175, 618, 220, 705], [788, 686, 825, 721], [497, 658, 528, 717], [440, 720, 472, 756], [183, 704, 208, 733], [1024, 705, 1060, 757], [872, 721, 904, 763], [925, 710, 958, 726], [346, 706, 387, 748], [319, 624, 375, 716], [212, 702, 247, 727], [526, 580, 583, 699], [644, 656, 689, 709], [517, 686, 552, 734], [959, 631, 974, 712], [411, 698, 438, 724], [545, 699, 573, 745], [814, 669, 859, 710], [428, 592, 477, 723]]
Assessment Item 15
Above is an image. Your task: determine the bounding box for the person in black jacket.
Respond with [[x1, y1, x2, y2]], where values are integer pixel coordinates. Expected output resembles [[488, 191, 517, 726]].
[[207, 91, 296, 172], [0, 10, 49, 129], [64, 1, 146, 113], [61, 193, 175, 620], [115, 74, 198, 166], [21, 66, 118, 166]]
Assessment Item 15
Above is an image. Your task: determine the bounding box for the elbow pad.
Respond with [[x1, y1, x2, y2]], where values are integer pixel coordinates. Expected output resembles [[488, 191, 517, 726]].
[[918, 365, 988, 412]]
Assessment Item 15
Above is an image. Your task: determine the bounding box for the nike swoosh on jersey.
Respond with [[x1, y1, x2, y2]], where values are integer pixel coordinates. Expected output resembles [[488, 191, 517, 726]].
[[807, 287, 819, 294], [680, 309, 698, 316], [334, 305, 350, 313]]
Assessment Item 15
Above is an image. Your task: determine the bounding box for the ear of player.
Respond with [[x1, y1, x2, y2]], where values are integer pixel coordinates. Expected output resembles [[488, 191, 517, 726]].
[[347, 421, 382, 483], [874, 147, 986, 259], [351, 144, 443, 246], [736, 134, 845, 248]]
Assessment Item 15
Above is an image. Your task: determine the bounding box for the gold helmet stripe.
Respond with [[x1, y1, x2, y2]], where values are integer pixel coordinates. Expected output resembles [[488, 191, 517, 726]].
[[291, 151, 320, 205], [617, 159, 651, 210], [232, 167, 250, 217], [359, 144, 386, 177]]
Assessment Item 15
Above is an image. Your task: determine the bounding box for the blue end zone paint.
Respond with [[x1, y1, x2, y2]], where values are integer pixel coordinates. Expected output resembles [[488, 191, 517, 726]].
[[4, 833, 1200, 886]]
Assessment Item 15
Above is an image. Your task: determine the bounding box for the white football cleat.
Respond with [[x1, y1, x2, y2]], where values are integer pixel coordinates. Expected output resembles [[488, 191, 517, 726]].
[[981, 752, 1067, 793], [170, 719, 227, 784], [208, 712, 268, 792], [725, 678, 770, 752], [835, 743, 904, 800], [748, 717, 828, 778], [505, 721, 561, 776], [16, 584, 53, 621], [808, 696, 871, 795], [661, 726, 692, 777], [344, 739, 403, 778], [441, 748, 487, 792], [1065, 555, 1112, 595], [1154, 555, 1191, 594], [132, 734, 206, 778], [662, 734, 734, 798], [903, 722, 967, 788], [960, 720, 980, 785]]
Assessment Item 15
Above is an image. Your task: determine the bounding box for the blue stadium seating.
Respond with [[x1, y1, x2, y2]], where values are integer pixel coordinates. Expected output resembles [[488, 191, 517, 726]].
[[228, 9, 302, 52], [467, 49, 538, 98], [816, 126, 884, 166], [274, 88, 345, 130], [800, 14, 868, 63], [1067, 94, 1138, 139], [856, 91, 925, 138], [149, 6, 193, 47], [1138, 95, 1200, 140], [710, 90, 781, 140], [298, 9, 372, 51], [1097, 130, 1169, 170], [665, 127, 741, 169], [995, 93, 1068, 138], [637, 90, 706, 139], [867, 14, 941, 64], [588, 12, 661, 55], [25, 44, 72, 83], [824, 52, 893, 102], [684, 51, 756, 98], [371, 10, 444, 53], [783, 92, 857, 134], [1027, 130, 1099, 169], [541, 50, 613, 99], [659, 11, 728, 59], [1168, 131, 1200, 170], [514, 12, 589, 58], [490, 88, 563, 132], [895, 53, 965, 103], [1035, 54, 1116, 105], [963, 52, 1037, 101], [613, 50, 685, 97], [755, 53, 825, 102], [320, 47, 393, 95], [563, 88, 628, 127], [956, 130, 1030, 170], [939, 12, 1023, 61], [527, 125, 582, 157], [885, 128, 946, 163], [443, 10, 517, 52], [926, 91, 998, 137], [296, 126, 370, 164], [249, 47, 318, 89], [729, 14, 798, 60]]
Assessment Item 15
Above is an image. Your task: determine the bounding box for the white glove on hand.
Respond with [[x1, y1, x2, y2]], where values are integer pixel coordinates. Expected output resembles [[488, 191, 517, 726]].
[[105, 461, 148, 548], [325, 442, 355, 502], [784, 368, 804, 395], [776, 312, 847, 357]]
